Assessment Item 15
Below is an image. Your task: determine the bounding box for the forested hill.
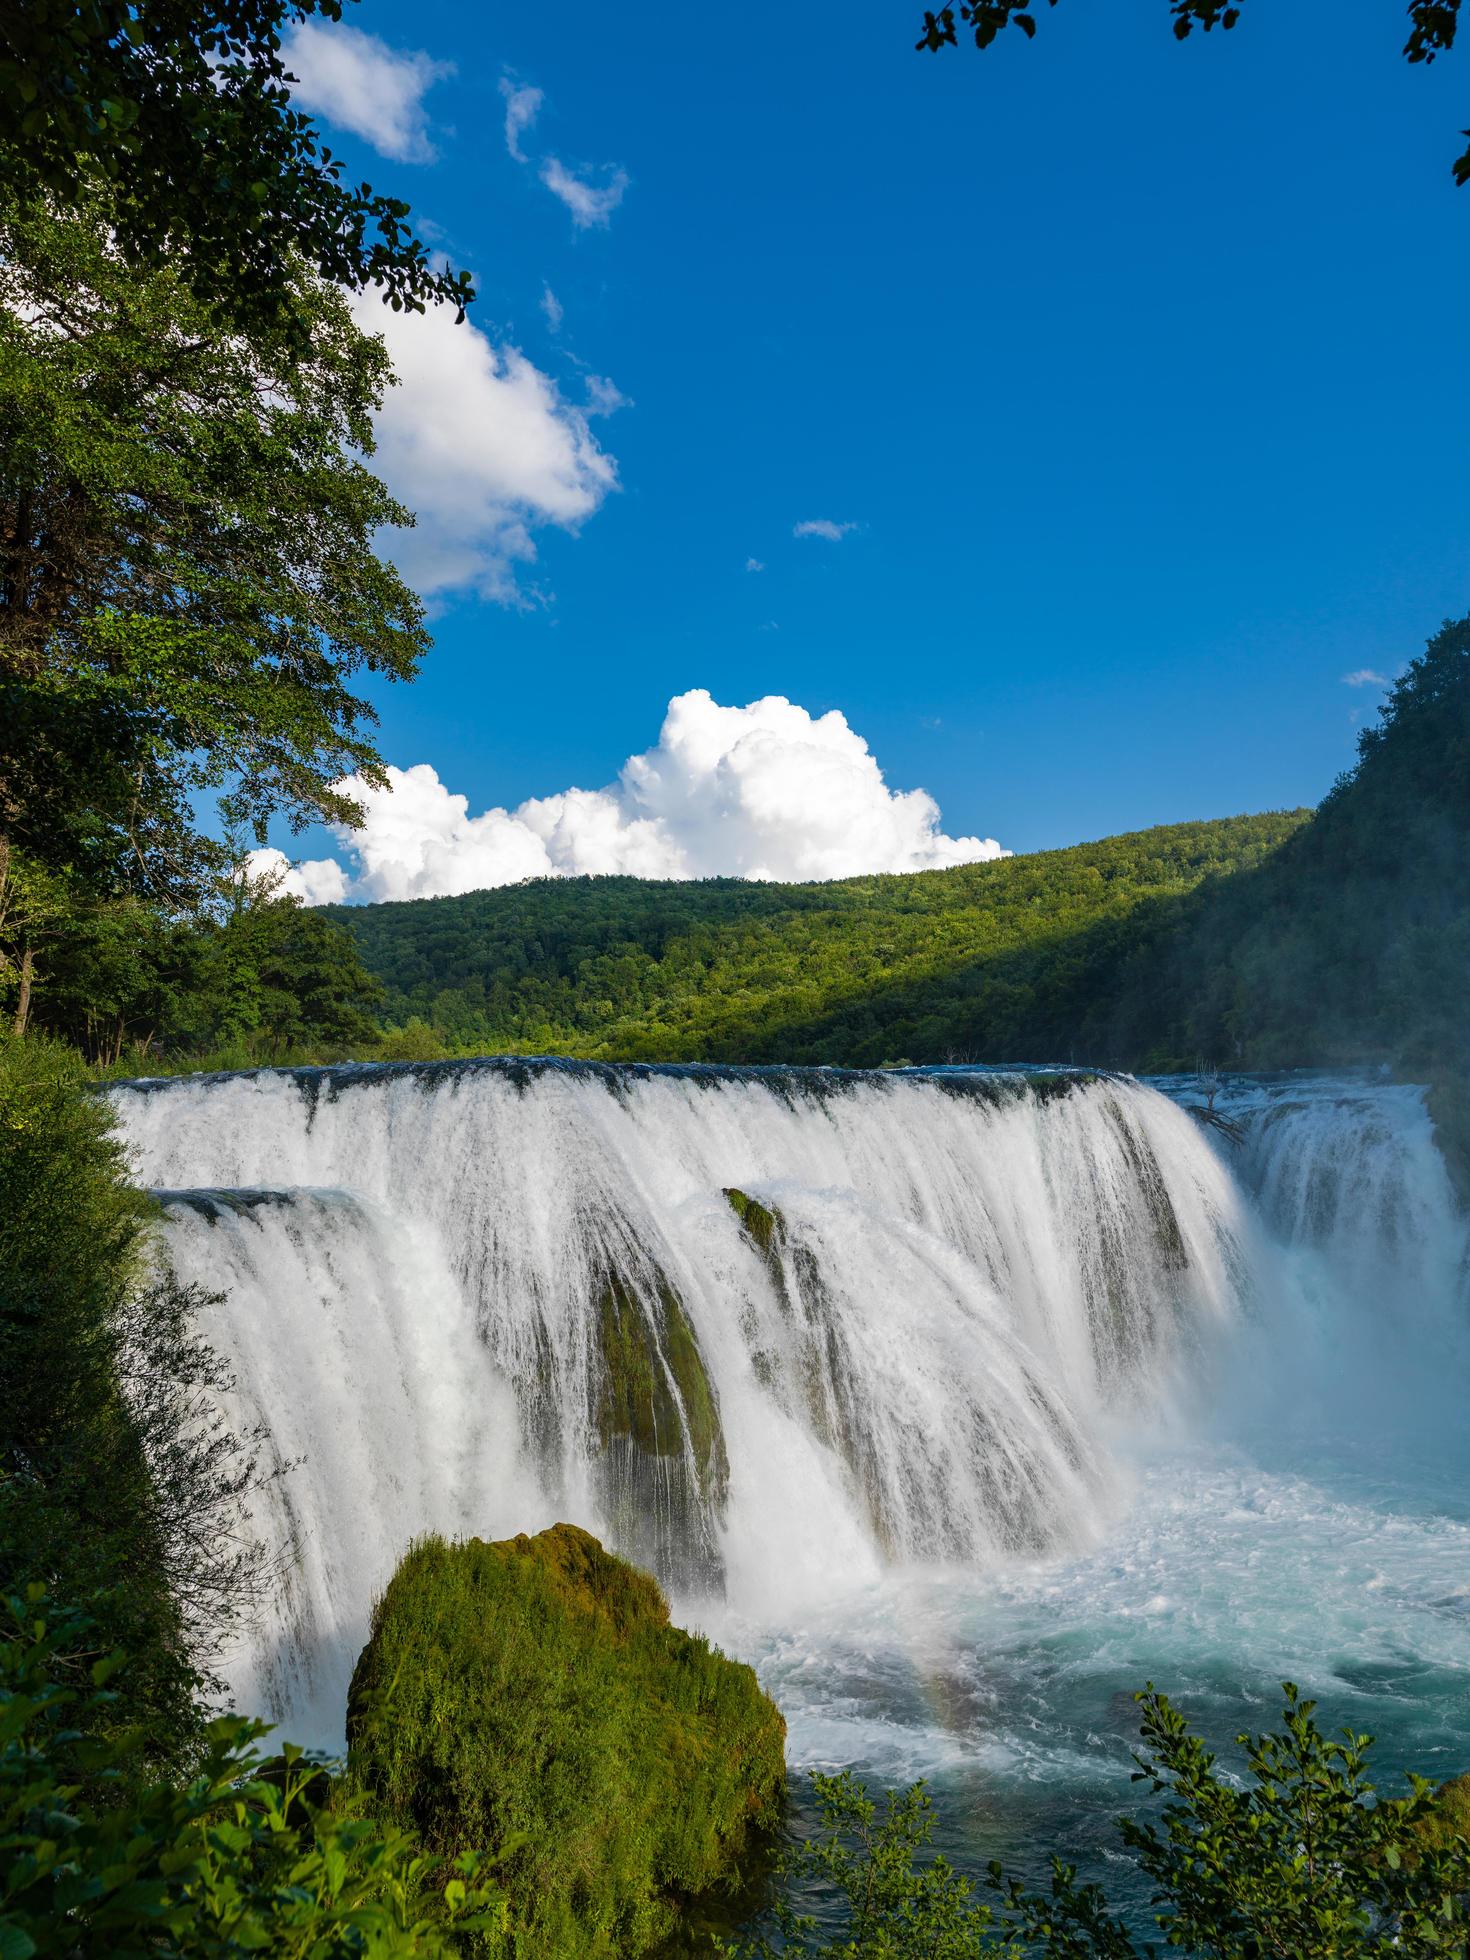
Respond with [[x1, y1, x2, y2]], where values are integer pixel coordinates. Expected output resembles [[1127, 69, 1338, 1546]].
[[328, 812, 1306, 1069], [335, 614, 1470, 1089]]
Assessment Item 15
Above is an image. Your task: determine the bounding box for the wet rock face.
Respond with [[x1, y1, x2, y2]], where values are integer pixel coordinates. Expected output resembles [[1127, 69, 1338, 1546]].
[[591, 1266, 729, 1591]]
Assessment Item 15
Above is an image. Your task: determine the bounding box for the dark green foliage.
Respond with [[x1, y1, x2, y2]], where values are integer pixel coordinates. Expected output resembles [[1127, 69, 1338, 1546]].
[[348, 1525, 787, 1958], [0, 1033, 191, 1760], [0, 1, 472, 338], [745, 1687, 1470, 1958], [184, 889, 384, 1061], [0, 1586, 505, 1956], [331, 812, 1303, 1068], [7, 885, 383, 1068], [1077, 613, 1470, 1158], [0, 192, 426, 862], [0, 1036, 271, 1768], [733, 1770, 1008, 1957], [915, 0, 1470, 187]]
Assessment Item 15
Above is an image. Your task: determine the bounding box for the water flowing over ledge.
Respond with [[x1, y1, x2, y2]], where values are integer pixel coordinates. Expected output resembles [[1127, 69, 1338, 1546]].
[[108, 1061, 1468, 1756]]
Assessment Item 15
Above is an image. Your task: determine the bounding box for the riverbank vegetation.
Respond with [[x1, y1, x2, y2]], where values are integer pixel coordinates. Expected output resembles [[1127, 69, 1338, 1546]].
[[737, 1686, 1470, 1958], [0, 1035, 277, 1772]]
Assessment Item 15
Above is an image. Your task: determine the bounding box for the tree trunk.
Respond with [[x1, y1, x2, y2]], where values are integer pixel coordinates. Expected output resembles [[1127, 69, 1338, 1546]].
[[12, 940, 33, 1037]]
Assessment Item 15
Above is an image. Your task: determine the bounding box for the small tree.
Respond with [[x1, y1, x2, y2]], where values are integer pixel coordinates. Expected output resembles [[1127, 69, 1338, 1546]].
[[745, 1686, 1470, 1957]]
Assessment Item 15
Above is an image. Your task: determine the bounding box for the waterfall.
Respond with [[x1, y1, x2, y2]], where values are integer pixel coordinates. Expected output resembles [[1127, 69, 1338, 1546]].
[[112, 1063, 1261, 1746], [1178, 1071, 1470, 1440]]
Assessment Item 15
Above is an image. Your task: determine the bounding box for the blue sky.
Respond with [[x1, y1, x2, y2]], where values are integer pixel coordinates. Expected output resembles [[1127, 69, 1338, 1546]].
[[267, 0, 1470, 897]]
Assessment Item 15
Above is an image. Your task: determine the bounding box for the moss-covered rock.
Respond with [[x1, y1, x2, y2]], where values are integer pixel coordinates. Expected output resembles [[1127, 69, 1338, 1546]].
[[347, 1525, 786, 1959], [1412, 1772, 1470, 1857], [594, 1272, 723, 1491], [590, 1266, 728, 1589], [723, 1185, 784, 1258]]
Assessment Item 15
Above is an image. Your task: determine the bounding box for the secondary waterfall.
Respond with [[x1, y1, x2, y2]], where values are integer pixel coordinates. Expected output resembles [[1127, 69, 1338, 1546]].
[[108, 1061, 1468, 1767]]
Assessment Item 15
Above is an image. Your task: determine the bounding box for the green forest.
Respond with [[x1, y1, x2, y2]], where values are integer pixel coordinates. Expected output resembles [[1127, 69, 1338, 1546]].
[[331, 812, 1305, 1067]]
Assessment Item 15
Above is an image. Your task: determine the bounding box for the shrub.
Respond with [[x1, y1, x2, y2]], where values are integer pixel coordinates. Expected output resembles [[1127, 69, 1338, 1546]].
[[0, 1585, 505, 1957], [0, 1034, 274, 1772], [347, 1524, 787, 1957], [740, 1685, 1470, 1958]]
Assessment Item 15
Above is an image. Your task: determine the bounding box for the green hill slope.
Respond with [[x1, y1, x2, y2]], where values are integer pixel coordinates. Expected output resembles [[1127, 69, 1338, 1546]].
[[329, 810, 1306, 1068], [333, 613, 1469, 1086]]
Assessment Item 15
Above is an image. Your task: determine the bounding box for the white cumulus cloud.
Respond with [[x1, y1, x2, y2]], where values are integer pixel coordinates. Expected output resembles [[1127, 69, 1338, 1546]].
[[352, 291, 618, 600], [540, 157, 629, 229], [244, 846, 352, 907], [541, 284, 564, 332], [283, 20, 453, 163], [266, 690, 1009, 904], [1341, 668, 1389, 687], [794, 518, 856, 541], [498, 77, 543, 162]]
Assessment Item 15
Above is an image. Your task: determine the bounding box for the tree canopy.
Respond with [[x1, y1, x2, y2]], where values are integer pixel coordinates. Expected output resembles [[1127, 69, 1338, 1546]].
[[0, 1, 473, 336], [0, 192, 421, 1048], [916, 0, 1470, 186]]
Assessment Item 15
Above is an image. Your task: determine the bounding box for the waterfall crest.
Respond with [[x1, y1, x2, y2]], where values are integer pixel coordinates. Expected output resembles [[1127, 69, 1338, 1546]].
[[114, 1063, 1257, 1743]]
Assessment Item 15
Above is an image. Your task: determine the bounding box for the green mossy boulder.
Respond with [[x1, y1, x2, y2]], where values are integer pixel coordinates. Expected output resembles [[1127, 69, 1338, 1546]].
[[347, 1525, 786, 1959]]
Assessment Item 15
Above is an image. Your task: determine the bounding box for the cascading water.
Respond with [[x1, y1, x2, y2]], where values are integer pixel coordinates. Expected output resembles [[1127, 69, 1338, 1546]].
[[114, 1063, 1243, 1745], [109, 1059, 1470, 1935]]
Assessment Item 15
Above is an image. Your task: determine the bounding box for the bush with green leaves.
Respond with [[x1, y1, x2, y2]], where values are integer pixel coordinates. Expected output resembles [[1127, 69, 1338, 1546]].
[[740, 1684, 1470, 1958], [0, 1034, 274, 1769], [347, 1524, 787, 1958], [0, 1585, 504, 1958]]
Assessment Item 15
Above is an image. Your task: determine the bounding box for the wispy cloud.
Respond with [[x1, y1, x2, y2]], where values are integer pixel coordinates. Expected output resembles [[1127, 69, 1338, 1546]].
[[794, 518, 857, 541], [541, 284, 563, 332], [745, 557, 765, 572], [498, 76, 543, 162], [583, 373, 628, 415], [540, 157, 629, 229], [1341, 668, 1389, 688], [284, 20, 453, 164]]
